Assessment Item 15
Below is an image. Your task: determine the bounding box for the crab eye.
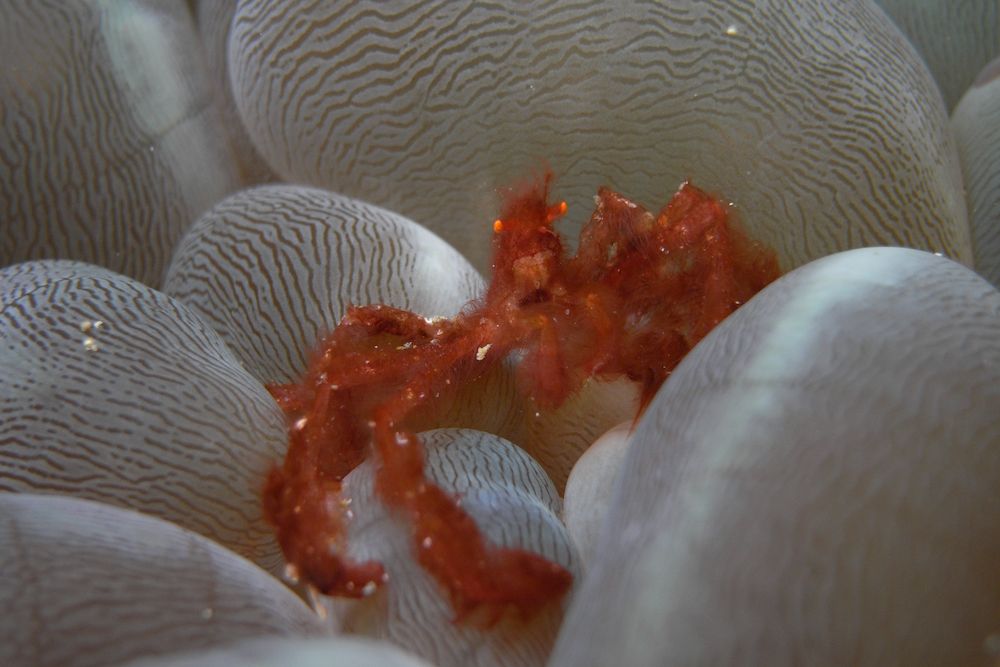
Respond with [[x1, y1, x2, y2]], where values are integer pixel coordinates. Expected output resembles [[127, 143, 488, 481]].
[[547, 201, 568, 222]]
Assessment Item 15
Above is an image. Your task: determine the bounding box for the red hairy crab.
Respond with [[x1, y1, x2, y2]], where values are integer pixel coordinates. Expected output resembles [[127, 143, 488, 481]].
[[263, 173, 780, 620]]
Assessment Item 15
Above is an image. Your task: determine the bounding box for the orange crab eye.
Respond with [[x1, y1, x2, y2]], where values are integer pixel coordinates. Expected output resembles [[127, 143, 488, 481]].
[[493, 219, 504, 233], [546, 201, 567, 223]]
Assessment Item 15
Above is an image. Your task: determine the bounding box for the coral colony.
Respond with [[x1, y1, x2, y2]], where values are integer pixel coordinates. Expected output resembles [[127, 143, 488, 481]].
[[264, 173, 780, 620]]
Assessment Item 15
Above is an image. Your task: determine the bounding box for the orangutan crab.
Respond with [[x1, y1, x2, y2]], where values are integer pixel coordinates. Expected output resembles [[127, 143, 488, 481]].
[[263, 173, 779, 621]]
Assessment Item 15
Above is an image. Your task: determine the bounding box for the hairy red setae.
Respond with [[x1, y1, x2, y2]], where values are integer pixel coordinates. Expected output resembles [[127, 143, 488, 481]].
[[263, 173, 780, 620]]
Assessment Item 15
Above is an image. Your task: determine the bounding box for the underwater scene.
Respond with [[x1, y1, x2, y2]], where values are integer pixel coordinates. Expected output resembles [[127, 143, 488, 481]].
[[1, 1, 999, 666]]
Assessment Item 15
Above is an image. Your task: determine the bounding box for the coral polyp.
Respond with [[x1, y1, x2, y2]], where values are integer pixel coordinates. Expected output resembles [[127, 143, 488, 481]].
[[263, 173, 780, 619]]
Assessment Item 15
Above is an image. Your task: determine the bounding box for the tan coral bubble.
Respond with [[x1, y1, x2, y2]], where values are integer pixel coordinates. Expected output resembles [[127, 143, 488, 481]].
[[0, 494, 328, 667], [562, 420, 633, 570], [117, 636, 434, 667], [551, 247, 1000, 666], [194, 0, 274, 184], [521, 379, 639, 493], [953, 55, 1000, 286], [0, 0, 241, 287], [228, 0, 969, 272], [0, 260, 288, 573], [875, 0, 1000, 110]]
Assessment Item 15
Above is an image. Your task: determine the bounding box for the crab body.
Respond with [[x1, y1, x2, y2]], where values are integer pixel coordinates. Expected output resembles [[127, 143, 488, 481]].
[[263, 174, 780, 618]]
